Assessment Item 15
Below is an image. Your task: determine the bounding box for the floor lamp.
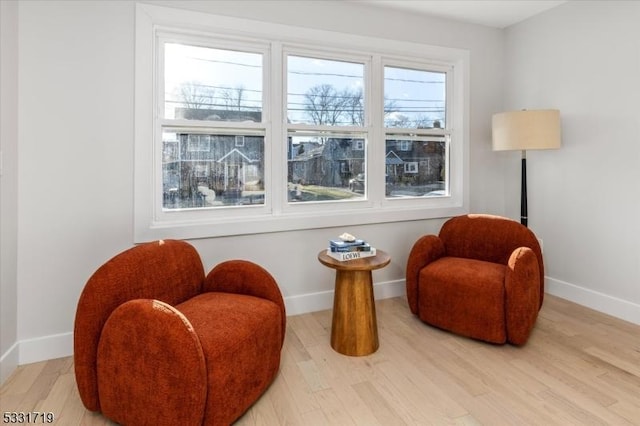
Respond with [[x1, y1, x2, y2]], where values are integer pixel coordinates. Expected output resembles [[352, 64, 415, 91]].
[[492, 109, 561, 227]]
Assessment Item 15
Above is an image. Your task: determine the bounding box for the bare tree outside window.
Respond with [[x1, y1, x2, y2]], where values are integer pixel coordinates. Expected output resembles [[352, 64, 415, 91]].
[[343, 87, 364, 126], [178, 81, 215, 110], [301, 85, 395, 127], [222, 85, 246, 112], [304, 84, 349, 126]]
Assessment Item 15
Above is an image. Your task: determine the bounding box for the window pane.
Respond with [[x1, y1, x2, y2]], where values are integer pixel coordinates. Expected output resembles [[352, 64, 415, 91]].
[[384, 66, 446, 129], [163, 130, 265, 209], [288, 133, 366, 202], [385, 135, 447, 198], [164, 43, 262, 122], [287, 56, 364, 126]]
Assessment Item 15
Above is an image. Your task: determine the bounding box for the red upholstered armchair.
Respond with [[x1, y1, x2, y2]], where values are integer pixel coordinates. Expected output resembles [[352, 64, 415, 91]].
[[74, 240, 286, 425], [406, 214, 544, 345]]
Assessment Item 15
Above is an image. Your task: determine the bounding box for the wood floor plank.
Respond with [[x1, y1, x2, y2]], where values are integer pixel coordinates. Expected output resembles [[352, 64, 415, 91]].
[[283, 325, 311, 363], [1, 360, 46, 396], [278, 352, 320, 415], [374, 356, 467, 423], [511, 359, 634, 425], [35, 372, 75, 419], [1, 295, 639, 425], [262, 369, 306, 425], [352, 381, 406, 426], [593, 370, 640, 406], [300, 408, 330, 426], [378, 332, 471, 420], [313, 388, 357, 425], [304, 344, 384, 425], [584, 345, 640, 377], [235, 383, 281, 426], [513, 345, 619, 407]]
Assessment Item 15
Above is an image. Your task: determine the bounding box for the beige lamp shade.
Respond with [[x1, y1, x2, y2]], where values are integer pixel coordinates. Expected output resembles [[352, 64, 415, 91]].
[[492, 109, 561, 151]]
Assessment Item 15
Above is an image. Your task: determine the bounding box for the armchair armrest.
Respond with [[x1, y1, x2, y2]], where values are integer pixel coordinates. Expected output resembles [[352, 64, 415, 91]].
[[97, 299, 207, 425], [505, 247, 541, 345], [203, 260, 286, 344], [406, 235, 446, 314]]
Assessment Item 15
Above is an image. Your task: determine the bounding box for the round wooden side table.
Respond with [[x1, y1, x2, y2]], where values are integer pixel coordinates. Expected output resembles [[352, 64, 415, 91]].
[[317, 249, 391, 356]]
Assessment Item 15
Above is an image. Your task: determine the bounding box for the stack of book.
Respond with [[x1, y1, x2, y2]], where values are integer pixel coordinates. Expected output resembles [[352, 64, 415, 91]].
[[327, 238, 377, 261]]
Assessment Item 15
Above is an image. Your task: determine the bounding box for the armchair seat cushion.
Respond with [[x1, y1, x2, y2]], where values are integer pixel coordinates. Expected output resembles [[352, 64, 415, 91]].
[[176, 292, 283, 425], [419, 257, 507, 344]]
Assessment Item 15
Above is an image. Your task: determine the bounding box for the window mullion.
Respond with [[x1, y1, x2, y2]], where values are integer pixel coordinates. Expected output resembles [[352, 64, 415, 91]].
[[369, 54, 384, 205], [270, 41, 284, 215]]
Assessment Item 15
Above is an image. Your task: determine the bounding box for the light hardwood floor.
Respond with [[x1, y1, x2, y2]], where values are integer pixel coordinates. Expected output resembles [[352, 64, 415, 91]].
[[2, 294, 639, 425]]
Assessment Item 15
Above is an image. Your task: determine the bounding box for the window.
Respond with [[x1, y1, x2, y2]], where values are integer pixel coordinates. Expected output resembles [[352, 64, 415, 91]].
[[384, 66, 449, 198], [160, 40, 266, 210], [286, 54, 367, 202], [135, 4, 468, 240]]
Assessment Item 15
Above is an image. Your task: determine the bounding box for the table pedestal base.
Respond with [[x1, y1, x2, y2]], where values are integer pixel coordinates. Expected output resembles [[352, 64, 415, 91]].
[[330, 270, 379, 356]]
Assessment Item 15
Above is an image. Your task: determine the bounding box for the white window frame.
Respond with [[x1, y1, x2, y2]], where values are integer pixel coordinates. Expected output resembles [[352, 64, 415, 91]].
[[134, 3, 469, 241]]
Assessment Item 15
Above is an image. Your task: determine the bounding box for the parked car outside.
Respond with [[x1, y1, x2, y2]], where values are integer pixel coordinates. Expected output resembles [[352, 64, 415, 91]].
[[348, 173, 365, 193]]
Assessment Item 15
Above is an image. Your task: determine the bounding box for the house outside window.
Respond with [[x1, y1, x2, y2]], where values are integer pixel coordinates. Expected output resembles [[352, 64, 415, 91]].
[[135, 4, 469, 240]]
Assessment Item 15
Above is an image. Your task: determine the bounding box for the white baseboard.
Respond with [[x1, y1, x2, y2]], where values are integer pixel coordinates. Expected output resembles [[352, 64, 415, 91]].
[[5, 276, 635, 384], [0, 342, 19, 385], [284, 278, 406, 316], [1, 279, 405, 382], [546, 276, 640, 325], [1, 333, 73, 386], [19, 332, 74, 365]]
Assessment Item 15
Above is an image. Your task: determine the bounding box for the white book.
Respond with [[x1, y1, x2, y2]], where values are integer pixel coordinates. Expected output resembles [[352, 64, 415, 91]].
[[326, 247, 376, 262]]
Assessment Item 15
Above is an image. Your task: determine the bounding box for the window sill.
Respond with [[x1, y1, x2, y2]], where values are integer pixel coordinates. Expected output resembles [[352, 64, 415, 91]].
[[134, 201, 468, 242]]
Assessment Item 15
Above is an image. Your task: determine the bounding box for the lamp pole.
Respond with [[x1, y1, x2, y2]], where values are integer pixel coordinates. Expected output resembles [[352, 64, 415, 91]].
[[521, 150, 528, 227]]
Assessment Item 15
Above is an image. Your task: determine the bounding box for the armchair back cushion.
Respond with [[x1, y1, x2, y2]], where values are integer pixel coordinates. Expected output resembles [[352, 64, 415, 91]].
[[74, 240, 205, 412]]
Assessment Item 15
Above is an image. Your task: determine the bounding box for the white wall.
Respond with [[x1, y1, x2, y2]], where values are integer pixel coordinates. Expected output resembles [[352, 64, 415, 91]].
[[0, 0, 20, 383], [0, 0, 505, 377], [503, 1, 640, 322]]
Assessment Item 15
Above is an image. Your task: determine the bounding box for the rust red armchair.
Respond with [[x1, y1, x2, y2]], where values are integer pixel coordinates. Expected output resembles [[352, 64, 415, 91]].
[[406, 214, 544, 345], [74, 240, 286, 425]]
